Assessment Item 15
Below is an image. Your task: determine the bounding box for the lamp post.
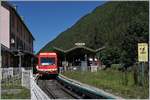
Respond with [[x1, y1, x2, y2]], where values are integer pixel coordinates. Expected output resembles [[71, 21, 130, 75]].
[[17, 47, 24, 68], [18, 50, 21, 68]]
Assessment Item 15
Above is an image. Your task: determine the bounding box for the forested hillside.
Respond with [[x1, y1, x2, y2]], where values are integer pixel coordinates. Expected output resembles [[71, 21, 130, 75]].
[[40, 1, 148, 51], [40, 1, 148, 66]]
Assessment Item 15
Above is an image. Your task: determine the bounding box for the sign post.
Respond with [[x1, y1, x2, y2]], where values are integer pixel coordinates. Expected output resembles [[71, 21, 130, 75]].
[[138, 43, 148, 86]]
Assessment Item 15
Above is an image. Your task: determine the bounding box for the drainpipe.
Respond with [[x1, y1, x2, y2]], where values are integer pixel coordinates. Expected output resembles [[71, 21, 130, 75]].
[[0, 43, 1, 68], [0, 43, 1, 99]]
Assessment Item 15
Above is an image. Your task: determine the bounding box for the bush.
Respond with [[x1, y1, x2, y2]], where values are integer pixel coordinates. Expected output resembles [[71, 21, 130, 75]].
[[111, 64, 122, 70], [99, 47, 121, 69]]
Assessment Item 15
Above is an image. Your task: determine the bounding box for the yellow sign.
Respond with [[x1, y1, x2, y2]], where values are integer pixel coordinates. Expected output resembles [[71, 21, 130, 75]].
[[138, 43, 148, 62]]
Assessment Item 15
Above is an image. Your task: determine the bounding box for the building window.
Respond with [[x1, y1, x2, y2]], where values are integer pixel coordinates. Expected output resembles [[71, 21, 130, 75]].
[[29, 36, 31, 44], [17, 20, 19, 32], [20, 25, 22, 36], [24, 31, 25, 41], [26, 33, 29, 43], [20, 40, 23, 50], [11, 14, 15, 28], [23, 42, 25, 50], [16, 37, 20, 50]]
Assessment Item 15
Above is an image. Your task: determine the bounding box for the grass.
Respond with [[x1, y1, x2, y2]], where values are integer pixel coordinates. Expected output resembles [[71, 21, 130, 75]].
[[62, 69, 149, 99], [1, 79, 31, 99], [1, 79, 22, 89], [1, 87, 31, 99]]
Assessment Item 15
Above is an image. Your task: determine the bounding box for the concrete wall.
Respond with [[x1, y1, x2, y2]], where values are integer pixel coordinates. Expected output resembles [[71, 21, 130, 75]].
[[0, 5, 10, 48]]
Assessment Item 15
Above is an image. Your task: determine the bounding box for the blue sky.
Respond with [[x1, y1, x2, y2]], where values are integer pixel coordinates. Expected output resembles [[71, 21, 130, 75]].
[[10, 1, 106, 53]]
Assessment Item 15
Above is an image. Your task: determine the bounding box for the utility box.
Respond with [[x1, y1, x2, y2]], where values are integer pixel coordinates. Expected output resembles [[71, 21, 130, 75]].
[[81, 61, 88, 71], [91, 65, 98, 72]]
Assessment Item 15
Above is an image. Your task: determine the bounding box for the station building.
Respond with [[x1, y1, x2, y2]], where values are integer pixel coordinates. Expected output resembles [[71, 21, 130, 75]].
[[0, 1, 35, 67], [53, 44, 105, 71]]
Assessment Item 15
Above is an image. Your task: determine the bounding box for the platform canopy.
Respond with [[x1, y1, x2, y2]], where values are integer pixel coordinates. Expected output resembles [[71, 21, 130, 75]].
[[53, 45, 105, 62], [53, 45, 105, 54]]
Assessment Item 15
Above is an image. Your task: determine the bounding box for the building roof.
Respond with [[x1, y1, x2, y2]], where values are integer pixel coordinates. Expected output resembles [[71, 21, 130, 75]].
[[53, 46, 105, 53], [1, 1, 35, 40], [1, 44, 12, 53], [11, 48, 35, 56]]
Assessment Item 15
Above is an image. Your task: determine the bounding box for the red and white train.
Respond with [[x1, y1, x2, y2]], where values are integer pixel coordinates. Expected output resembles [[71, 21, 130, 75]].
[[35, 52, 59, 76]]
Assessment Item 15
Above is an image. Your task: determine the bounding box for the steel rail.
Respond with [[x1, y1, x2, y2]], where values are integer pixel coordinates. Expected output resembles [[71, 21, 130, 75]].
[[55, 81, 82, 99], [37, 79, 79, 99], [44, 80, 57, 99]]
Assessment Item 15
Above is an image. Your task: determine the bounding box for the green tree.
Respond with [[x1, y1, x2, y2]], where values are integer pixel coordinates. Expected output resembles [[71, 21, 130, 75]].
[[99, 47, 121, 69], [120, 21, 148, 68], [40, 2, 148, 52]]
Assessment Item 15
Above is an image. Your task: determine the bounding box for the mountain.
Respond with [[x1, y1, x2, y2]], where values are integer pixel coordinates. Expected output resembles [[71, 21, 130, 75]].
[[40, 1, 149, 52]]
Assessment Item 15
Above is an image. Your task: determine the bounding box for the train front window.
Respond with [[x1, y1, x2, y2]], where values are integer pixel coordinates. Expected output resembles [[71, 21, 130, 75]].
[[40, 57, 55, 65]]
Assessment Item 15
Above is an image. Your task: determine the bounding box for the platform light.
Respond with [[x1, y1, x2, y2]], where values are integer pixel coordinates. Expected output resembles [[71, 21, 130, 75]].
[[94, 58, 98, 61], [89, 58, 93, 61]]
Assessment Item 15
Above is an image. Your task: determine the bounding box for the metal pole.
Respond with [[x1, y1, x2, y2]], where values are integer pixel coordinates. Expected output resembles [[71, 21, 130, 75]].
[[64, 54, 66, 71], [139, 62, 142, 85], [141, 62, 144, 86], [19, 54, 21, 68], [139, 62, 144, 86]]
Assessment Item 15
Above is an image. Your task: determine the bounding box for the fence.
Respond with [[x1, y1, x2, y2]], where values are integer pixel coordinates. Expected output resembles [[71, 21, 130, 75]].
[[1, 68, 21, 88], [1, 67, 50, 99], [22, 68, 31, 89], [65, 65, 105, 72], [1, 67, 31, 89], [131, 62, 149, 86]]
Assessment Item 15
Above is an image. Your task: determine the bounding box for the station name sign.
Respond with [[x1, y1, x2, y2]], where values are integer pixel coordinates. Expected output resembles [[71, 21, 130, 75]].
[[75, 43, 85, 46]]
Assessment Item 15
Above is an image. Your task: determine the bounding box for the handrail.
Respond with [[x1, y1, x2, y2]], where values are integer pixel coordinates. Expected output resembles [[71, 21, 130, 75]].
[[30, 72, 50, 100], [58, 74, 123, 99]]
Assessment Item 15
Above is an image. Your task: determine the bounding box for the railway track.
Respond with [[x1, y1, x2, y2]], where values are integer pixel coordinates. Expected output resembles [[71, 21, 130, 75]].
[[36, 75, 121, 99], [37, 79, 81, 99]]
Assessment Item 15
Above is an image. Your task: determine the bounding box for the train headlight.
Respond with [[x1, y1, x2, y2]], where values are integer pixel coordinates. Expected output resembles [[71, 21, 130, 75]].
[[36, 66, 39, 70]]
